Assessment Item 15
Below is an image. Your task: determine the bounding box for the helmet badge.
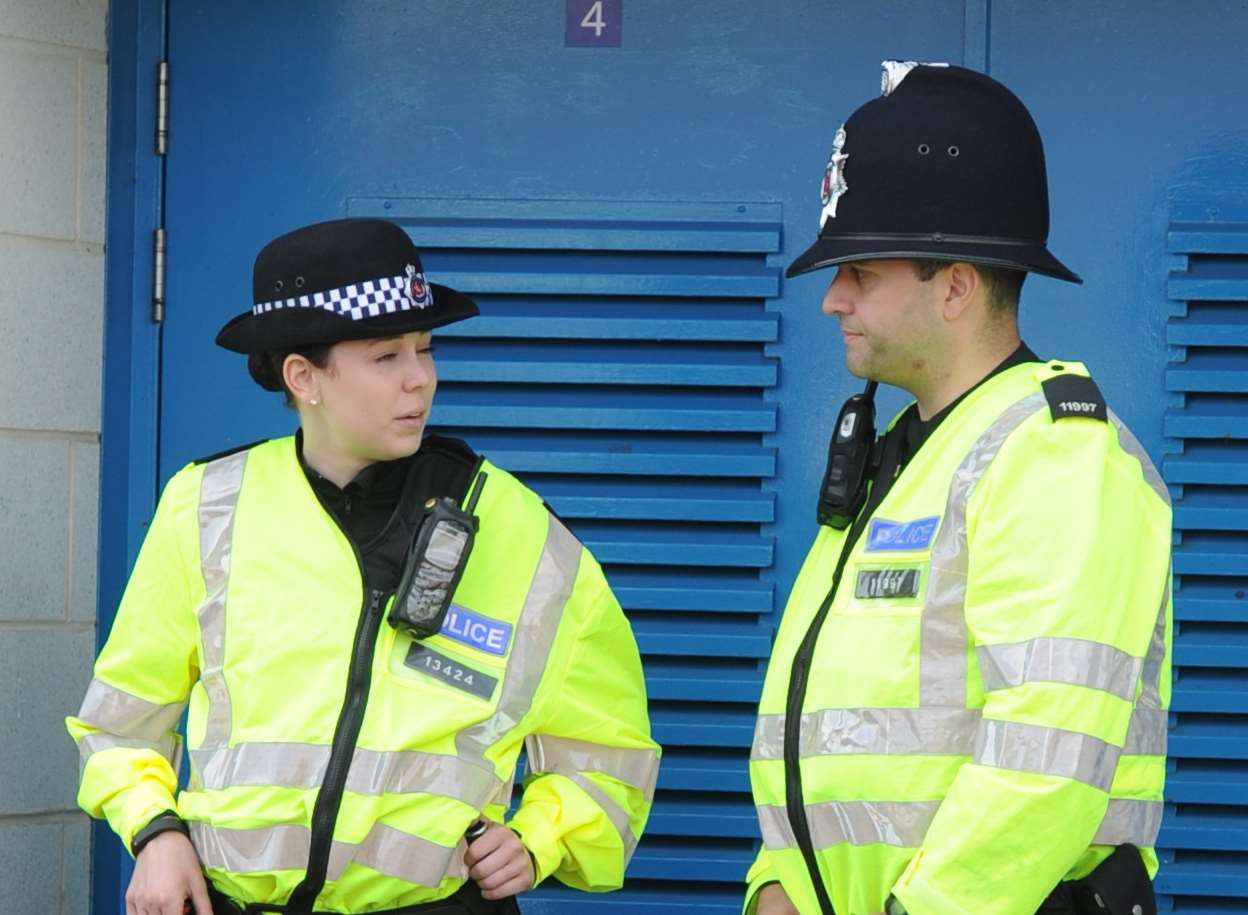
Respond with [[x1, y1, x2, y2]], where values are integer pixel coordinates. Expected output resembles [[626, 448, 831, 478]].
[[405, 263, 432, 310], [880, 59, 950, 96], [819, 126, 849, 228]]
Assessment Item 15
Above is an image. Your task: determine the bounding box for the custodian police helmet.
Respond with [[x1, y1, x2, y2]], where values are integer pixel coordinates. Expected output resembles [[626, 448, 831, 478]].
[[787, 61, 1081, 284]]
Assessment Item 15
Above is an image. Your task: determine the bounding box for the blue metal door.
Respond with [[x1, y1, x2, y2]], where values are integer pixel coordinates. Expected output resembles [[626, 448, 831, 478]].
[[149, 4, 964, 913], [98, 0, 1248, 912]]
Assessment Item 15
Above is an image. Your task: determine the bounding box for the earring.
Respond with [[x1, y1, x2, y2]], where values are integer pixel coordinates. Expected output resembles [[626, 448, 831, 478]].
[[309, 398, 319, 406]]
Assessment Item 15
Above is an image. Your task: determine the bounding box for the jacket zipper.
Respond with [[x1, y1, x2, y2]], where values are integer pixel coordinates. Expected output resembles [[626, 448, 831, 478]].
[[286, 546, 385, 911], [785, 474, 890, 915], [783, 535, 855, 915]]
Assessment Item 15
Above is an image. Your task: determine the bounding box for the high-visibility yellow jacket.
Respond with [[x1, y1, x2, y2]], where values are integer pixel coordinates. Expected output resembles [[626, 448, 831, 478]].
[[747, 361, 1172, 915], [67, 437, 659, 912]]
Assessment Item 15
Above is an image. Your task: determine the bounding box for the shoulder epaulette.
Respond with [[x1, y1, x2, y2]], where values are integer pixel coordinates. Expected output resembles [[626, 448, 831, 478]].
[[192, 438, 269, 465], [1040, 372, 1108, 423]]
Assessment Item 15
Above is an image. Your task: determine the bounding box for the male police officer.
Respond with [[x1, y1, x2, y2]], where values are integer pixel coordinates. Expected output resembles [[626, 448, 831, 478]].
[[746, 63, 1171, 915]]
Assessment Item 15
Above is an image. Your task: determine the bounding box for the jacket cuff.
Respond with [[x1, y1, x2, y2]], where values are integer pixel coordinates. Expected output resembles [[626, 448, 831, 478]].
[[506, 808, 565, 886], [130, 810, 189, 857], [744, 881, 780, 915]]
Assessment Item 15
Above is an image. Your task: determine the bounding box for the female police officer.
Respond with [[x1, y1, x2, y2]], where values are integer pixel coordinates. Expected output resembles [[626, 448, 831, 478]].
[[67, 218, 659, 915]]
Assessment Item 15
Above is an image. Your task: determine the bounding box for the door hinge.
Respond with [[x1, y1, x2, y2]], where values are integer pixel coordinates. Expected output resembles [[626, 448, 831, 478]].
[[156, 60, 169, 155], [153, 227, 166, 324]]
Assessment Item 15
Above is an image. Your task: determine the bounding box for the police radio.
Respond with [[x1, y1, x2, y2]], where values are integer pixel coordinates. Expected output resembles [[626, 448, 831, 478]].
[[817, 381, 878, 529], [389, 472, 487, 640]]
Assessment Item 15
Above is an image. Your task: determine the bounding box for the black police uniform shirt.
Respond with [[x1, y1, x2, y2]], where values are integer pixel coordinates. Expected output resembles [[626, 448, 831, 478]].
[[297, 431, 478, 593]]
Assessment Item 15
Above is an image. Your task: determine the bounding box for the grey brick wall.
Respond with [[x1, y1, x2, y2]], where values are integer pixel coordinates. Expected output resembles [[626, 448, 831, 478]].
[[0, 2, 108, 912]]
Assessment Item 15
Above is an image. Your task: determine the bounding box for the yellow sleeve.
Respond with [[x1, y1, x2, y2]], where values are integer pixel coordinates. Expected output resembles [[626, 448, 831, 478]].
[[891, 414, 1171, 915], [508, 553, 660, 891], [65, 466, 204, 850], [743, 847, 781, 914]]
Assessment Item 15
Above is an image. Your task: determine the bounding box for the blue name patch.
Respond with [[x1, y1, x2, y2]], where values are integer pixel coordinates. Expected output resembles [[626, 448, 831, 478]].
[[439, 604, 513, 656], [865, 516, 940, 552]]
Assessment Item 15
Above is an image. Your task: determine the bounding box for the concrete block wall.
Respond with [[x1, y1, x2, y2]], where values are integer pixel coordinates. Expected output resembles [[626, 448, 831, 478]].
[[0, 1, 108, 912]]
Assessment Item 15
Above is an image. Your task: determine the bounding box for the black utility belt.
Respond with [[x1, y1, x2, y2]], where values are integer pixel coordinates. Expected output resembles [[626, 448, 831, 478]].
[[1036, 845, 1156, 915]]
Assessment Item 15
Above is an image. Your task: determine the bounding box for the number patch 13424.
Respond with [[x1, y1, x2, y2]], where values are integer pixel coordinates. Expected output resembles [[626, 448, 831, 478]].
[[404, 643, 498, 700]]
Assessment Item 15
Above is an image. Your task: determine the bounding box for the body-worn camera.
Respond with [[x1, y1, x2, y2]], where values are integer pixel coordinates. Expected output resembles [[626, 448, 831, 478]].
[[817, 381, 878, 529], [388, 473, 487, 639]]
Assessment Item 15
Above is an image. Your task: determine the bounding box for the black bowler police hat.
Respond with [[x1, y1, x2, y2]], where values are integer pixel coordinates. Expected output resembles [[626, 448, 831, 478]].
[[215, 217, 479, 355], [787, 61, 1081, 283]]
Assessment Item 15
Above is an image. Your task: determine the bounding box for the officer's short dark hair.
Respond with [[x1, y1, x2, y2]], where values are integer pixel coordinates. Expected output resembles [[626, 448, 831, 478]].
[[248, 345, 334, 408], [910, 259, 1025, 313]]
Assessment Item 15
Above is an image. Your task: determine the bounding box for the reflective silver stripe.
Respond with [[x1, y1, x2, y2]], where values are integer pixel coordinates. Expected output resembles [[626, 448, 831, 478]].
[[75, 679, 186, 777], [77, 733, 182, 781], [331, 822, 461, 886], [348, 747, 501, 801], [1119, 568, 1170, 757], [191, 821, 311, 873], [974, 719, 1119, 791], [1093, 799, 1164, 847], [571, 773, 638, 857], [1123, 708, 1168, 756], [977, 638, 1143, 701], [922, 392, 1046, 706], [197, 451, 248, 749], [192, 742, 327, 791], [527, 734, 659, 801], [455, 516, 582, 794], [751, 707, 980, 760], [1109, 411, 1170, 508], [191, 742, 501, 803], [191, 821, 460, 887], [756, 800, 939, 851], [76, 678, 186, 742], [1138, 571, 1170, 712]]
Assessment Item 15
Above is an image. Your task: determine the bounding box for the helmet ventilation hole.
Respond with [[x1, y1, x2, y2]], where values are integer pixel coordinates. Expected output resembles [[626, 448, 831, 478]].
[[295, 276, 306, 288], [947, 145, 961, 157], [917, 143, 931, 155], [273, 280, 284, 292]]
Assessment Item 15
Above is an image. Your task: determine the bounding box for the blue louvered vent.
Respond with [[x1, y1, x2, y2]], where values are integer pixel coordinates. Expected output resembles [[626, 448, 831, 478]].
[[349, 198, 780, 913], [1160, 212, 1248, 913]]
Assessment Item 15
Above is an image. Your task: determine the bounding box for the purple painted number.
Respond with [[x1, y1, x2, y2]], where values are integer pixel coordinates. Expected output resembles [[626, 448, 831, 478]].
[[565, 0, 621, 47]]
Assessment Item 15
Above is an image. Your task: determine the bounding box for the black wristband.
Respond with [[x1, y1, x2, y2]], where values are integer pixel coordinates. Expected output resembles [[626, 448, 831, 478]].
[[131, 811, 190, 857]]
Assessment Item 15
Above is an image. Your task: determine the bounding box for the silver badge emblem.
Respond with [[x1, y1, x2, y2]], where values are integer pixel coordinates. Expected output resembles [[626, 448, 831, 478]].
[[820, 126, 849, 228], [404, 263, 432, 310], [880, 59, 950, 96]]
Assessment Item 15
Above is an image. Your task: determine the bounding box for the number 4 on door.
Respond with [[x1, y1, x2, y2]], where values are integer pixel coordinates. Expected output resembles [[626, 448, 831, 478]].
[[565, 0, 621, 47], [582, 1, 606, 36]]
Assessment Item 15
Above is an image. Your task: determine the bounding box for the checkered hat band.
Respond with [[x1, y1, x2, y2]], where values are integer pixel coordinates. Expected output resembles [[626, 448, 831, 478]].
[[253, 273, 433, 321]]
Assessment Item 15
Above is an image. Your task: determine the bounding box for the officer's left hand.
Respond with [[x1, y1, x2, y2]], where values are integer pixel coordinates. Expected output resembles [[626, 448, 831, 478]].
[[464, 822, 534, 900]]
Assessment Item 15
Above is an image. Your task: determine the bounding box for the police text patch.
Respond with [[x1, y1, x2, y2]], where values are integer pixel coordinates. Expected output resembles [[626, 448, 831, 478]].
[[865, 516, 939, 552], [404, 643, 498, 700], [855, 567, 921, 600], [439, 604, 512, 656]]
